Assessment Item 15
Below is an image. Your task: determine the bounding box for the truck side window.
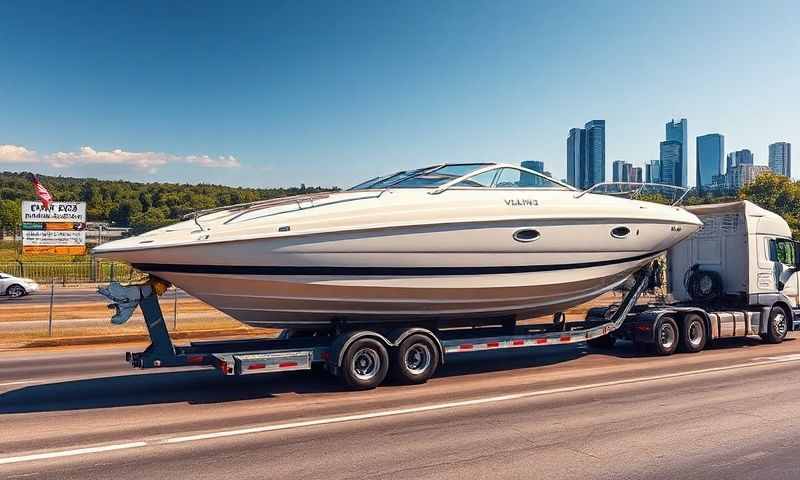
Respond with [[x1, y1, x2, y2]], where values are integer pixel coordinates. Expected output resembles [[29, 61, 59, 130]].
[[770, 239, 796, 265]]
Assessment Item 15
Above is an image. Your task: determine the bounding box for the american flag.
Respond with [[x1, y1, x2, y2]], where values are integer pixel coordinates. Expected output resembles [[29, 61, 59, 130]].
[[30, 174, 53, 209]]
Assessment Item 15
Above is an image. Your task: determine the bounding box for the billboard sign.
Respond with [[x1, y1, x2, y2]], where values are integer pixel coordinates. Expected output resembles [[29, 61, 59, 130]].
[[22, 201, 86, 223], [21, 201, 87, 255]]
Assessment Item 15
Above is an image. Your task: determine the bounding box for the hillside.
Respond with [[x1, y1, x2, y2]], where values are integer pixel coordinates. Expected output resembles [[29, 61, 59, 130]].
[[0, 171, 337, 234]]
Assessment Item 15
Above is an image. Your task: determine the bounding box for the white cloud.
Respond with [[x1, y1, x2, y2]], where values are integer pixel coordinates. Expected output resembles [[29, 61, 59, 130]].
[[46, 146, 173, 173], [0, 144, 38, 163], [0, 144, 241, 172], [2, 145, 244, 173], [184, 155, 241, 168]]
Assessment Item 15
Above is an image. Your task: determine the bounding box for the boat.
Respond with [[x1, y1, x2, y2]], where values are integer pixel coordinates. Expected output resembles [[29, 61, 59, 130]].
[[93, 163, 702, 330]]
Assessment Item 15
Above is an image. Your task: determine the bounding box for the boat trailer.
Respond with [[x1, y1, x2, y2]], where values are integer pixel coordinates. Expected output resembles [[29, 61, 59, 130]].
[[99, 264, 654, 389]]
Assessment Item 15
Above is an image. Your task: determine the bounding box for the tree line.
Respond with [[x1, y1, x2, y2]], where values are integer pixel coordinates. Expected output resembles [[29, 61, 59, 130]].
[[0, 171, 336, 234]]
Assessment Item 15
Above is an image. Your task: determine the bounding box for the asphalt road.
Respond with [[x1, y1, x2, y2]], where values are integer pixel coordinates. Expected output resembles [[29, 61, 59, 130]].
[[1, 336, 800, 479]]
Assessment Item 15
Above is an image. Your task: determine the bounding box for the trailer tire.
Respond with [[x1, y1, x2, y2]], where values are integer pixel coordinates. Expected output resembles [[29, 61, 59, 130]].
[[587, 334, 616, 349], [652, 316, 679, 356], [391, 334, 440, 384], [340, 338, 389, 390], [679, 314, 706, 353], [761, 306, 789, 344]]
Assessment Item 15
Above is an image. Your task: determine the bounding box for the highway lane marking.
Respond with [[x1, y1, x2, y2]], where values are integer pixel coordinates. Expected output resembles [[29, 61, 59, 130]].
[[3, 354, 800, 466], [163, 354, 800, 444], [0, 442, 147, 466]]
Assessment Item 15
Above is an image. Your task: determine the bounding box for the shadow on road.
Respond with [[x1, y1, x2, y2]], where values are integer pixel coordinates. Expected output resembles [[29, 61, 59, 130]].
[[0, 337, 787, 414]]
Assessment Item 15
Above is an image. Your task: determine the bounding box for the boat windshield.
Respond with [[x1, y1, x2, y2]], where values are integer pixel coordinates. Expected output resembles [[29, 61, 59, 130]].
[[349, 164, 490, 190], [349, 163, 572, 191]]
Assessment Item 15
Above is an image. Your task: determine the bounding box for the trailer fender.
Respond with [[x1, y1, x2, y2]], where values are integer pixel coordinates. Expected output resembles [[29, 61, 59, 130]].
[[384, 327, 445, 365], [331, 330, 393, 369]]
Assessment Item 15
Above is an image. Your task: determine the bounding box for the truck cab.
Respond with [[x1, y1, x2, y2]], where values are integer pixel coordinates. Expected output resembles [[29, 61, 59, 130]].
[[670, 201, 800, 309]]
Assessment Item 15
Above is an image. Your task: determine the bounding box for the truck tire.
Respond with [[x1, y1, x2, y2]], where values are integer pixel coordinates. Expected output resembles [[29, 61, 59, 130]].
[[652, 316, 679, 356], [679, 314, 706, 353], [340, 338, 389, 390], [760, 306, 789, 344], [391, 334, 440, 384], [587, 334, 616, 349]]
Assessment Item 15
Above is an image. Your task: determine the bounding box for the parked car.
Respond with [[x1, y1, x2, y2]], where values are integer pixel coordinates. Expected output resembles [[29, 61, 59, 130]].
[[0, 272, 39, 298]]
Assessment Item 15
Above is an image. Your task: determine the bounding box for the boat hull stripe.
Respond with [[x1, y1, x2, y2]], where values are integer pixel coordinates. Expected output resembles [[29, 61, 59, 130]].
[[132, 252, 659, 276]]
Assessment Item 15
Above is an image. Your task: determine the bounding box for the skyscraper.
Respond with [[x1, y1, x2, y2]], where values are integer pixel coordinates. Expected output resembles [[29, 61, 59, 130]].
[[631, 167, 643, 183], [645, 163, 651, 183], [612, 160, 625, 182], [726, 165, 770, 189], [665, 119, 688, 187], [769, 142, 791, 177], [521, 160, 545, 173], [584, 120, 606, 187], [660, 141, 681, 186], [649, 160, 662, 183], [696, 133, 724, 193], [520, 160, 547, 186], [727, 149, 754, 171], [566, 128, 586, 188]]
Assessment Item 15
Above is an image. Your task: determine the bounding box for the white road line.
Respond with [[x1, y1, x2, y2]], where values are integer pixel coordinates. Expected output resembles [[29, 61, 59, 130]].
[[163, 355, 800, 444], [0, 442, 147, 466]]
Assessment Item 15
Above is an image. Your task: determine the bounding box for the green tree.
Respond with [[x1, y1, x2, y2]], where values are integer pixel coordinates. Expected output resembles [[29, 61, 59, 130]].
[[0, 199, 21, 236], [740, 172, 800, 238]]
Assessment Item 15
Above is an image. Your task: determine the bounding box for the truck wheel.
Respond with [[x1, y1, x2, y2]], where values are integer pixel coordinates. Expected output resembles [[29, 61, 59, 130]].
[[761, 306, 789, 344], [340, 338, 389, 390], [679, 314, 706, 353], [587, 334, 616, 349], [652, 316, 679, 356], [391, 334, 440, 384]]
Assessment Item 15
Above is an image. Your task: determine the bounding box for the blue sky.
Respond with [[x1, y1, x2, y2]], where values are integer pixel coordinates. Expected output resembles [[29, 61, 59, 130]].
[[0, 0, 797, 188]]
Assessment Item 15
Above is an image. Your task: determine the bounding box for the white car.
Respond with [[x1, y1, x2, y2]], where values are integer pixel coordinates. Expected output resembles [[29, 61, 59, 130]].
[[0, 272, 39, 298]]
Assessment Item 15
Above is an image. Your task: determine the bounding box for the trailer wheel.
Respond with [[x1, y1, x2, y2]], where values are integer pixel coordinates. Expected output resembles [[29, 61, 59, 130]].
[[587, 334, 616, 349], [341, 338, 389, 390], [391, 334, 440, 384], [679, 314, 706, 353], [761, 306, 789, 344], [652, 316, 679, 356]]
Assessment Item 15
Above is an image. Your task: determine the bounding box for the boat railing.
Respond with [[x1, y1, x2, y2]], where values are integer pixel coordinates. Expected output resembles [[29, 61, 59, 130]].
[[574, 182, 693, 206], [182, 193, 333, 222]]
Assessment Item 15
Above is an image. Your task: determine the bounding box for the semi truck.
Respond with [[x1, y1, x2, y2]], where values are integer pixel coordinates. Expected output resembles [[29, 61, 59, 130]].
[[101, 200, 800, 390]]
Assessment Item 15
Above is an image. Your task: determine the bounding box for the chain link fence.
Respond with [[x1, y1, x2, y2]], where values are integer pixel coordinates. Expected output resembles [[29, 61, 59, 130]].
[[0, 261, 145, 284]]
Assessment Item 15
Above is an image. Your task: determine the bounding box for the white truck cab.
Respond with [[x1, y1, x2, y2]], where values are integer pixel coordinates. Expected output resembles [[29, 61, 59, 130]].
[[670, 201, 800, 308]]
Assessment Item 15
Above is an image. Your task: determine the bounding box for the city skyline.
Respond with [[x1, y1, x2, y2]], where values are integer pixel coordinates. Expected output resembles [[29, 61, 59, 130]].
[[0, 2, 798, 188]]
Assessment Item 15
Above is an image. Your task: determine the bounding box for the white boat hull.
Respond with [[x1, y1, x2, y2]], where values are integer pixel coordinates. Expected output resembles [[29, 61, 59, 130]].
[[95, 184, 702, 330], [146, 253, 656, 329]]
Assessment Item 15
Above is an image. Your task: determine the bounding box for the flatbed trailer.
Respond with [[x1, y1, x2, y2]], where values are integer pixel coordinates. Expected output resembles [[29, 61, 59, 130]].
[[104, 265, 653, 390]]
